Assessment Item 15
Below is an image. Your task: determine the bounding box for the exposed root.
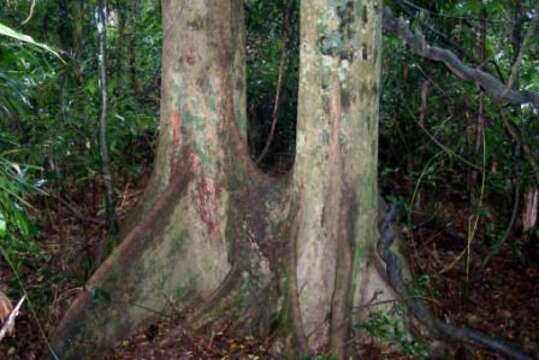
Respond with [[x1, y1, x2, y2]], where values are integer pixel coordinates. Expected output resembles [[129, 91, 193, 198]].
[[329, 187, 355, 358], [287, 203, 310, 357], [377, 204, 531, 360], [52, 160, 195, 356], [186, 266, 243, 329]]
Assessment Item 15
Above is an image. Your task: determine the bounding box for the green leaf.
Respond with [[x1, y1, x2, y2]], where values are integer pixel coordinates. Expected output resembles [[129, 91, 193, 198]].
[[91, 287, 112, 302], [0, 23, 63, 62], [84, 79, 98, 96], [0, 211, 6, 236]]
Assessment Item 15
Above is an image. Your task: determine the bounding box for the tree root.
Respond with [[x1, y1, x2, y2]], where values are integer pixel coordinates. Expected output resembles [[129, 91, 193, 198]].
[[377, 204, 531, 360]]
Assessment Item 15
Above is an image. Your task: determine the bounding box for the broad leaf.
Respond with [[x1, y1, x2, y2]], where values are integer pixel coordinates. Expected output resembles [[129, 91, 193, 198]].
[[0, 23, 63, 61]]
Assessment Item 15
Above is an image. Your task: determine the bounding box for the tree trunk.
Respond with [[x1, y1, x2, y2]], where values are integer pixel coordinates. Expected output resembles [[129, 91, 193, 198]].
[[127, 0, 142, 95], [52, 1, 398, 358]]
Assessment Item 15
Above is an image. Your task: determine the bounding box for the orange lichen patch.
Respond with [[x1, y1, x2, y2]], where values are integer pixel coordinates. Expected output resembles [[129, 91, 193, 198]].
[[188, 151, 201, 175], [170, 111, 182, 152], [194, 177, 221, 240], [169, 111, 184, 174]]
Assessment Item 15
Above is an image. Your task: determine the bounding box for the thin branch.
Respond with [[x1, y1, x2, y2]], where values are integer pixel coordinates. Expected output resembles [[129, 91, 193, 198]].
[[383, 7, 539, 112], [53, 194, 105, 225], [96, 0, 118, 232], [256, 0, 294, 164], [405, 105, 481, 170], [396, 0, 478, 64]]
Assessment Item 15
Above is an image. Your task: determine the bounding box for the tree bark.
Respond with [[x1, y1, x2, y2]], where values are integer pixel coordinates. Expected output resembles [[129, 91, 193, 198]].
[[292, 1, 387, 356], [53, 1, 401, 358], [96, 0, 118, 234]]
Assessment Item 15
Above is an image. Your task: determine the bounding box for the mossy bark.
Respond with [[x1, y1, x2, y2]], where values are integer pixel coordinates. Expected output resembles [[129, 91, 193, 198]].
[[53, 1, 401, 359], [292, 1, 386, 357]]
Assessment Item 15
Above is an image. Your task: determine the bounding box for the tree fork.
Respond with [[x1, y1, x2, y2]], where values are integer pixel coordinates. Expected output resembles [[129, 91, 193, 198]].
[[53, 1, 401, 358]]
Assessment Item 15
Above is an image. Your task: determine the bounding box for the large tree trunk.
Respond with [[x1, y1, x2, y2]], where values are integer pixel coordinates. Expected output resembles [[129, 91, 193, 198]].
[[53, 1, 397, 358]]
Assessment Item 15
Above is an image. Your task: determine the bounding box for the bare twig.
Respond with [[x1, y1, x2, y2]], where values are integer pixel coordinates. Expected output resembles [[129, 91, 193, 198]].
[[405, 105, 481, 170], [396, 0, 478, 64], [53, 194, 105, 225]]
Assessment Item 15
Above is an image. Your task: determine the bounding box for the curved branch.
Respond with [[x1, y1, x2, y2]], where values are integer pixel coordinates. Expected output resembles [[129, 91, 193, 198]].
[[377, 205, 531, 360], [382, 7, 539, 112]]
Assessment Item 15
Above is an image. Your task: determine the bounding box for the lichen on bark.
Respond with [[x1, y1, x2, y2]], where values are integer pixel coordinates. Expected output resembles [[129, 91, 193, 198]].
[[53, 1, 405, 359]]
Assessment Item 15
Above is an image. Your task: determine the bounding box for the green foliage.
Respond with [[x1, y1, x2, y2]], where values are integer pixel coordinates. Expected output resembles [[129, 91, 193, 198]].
[[0, 155, 40, 257], [0, 22, 62, 60], [0, 0, 536, 354], [0, 10, 164, 340], [380, 1, 538, 267], [411, 274, 436, 298], [0, 0, 161, 190], [91, 286, 112, 303], [360, 309, 430, 358]]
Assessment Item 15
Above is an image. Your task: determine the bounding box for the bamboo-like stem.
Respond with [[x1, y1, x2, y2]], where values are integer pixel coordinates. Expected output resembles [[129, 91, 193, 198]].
[[97, 0, 117, 233]]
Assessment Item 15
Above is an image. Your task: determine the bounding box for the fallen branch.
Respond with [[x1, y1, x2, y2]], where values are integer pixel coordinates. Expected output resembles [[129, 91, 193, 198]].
[[382, 7, 539, 112]]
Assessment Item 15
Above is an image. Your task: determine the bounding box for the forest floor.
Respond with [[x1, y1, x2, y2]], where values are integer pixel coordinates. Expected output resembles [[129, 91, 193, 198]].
[[0, 171, 538, 359]]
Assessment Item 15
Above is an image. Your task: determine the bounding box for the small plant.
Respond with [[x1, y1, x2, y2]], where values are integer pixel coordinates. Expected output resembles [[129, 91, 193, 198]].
[[411, 274, 436, 298], [0, 157, 42, 265], [91, 286, 112, 303], [360, 309, 430, 358]]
